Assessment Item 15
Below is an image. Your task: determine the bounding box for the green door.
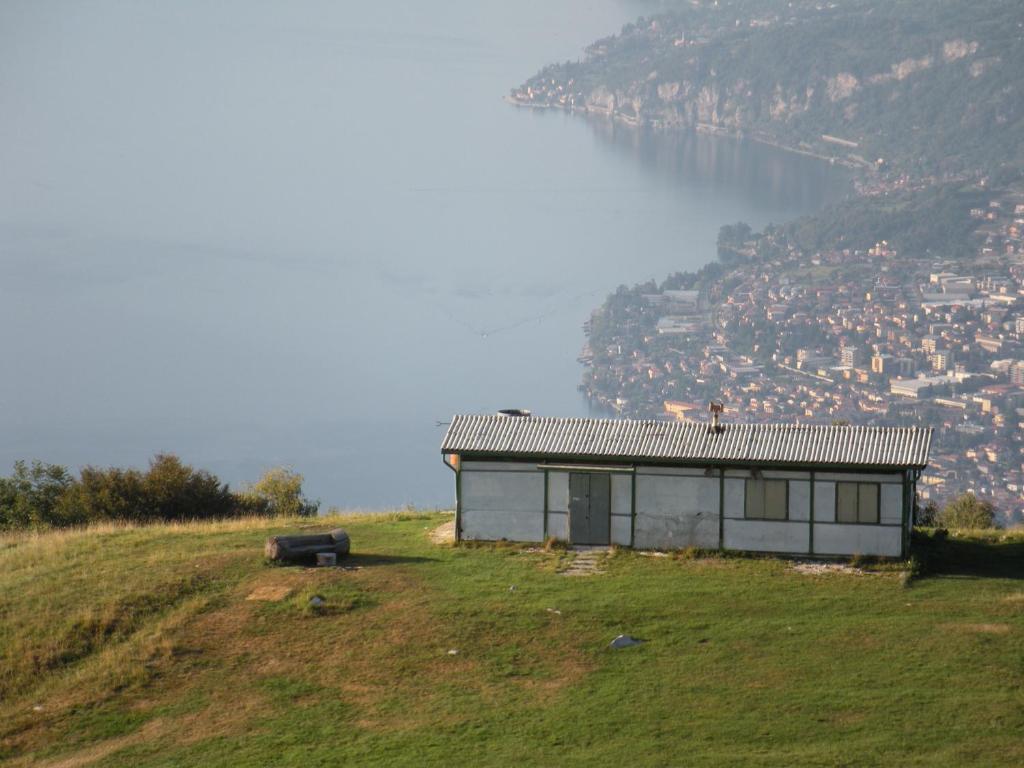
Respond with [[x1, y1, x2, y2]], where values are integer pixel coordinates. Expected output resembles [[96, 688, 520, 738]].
[[569, 473, 611, 545]]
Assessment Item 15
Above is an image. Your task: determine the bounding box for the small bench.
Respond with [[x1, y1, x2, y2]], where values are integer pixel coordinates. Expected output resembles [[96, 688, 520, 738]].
[[265, 529, 350, 564]]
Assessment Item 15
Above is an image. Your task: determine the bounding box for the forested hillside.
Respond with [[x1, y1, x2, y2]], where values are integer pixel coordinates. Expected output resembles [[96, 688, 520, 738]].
[[513, 0, 1024, 177]]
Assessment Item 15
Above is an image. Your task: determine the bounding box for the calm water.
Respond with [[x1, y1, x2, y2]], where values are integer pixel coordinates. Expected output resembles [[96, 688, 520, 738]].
[[0, 1, 848, 508]]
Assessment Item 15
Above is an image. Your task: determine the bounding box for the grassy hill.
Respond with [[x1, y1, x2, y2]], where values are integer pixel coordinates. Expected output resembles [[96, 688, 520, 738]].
[[2, 513, 1023, 767]]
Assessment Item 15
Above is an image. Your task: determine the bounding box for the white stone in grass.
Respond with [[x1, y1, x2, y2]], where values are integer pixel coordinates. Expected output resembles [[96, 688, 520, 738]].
[[447, 649, 459, 656], [609, 634, 643, 649], [309, 596, 325, 608]]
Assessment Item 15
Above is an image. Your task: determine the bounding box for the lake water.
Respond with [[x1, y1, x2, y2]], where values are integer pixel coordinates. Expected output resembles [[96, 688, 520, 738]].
[[0, 1, 849, 508]]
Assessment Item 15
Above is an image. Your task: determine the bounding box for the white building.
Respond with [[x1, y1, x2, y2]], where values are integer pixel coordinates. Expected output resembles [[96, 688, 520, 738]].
[[441, 413, 932, 558]]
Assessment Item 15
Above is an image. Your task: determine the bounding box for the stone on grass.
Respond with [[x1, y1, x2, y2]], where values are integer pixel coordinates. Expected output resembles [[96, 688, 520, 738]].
[[609, 634, 643, 649]]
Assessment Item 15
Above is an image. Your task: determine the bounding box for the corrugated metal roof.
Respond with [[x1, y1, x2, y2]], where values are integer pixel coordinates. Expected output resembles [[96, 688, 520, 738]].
[[441, 415, 932, 470]]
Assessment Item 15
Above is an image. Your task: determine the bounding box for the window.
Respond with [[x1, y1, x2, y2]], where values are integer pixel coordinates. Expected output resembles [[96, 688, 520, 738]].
[[836, 482, 879, 524], [745, 479, 788, 520]]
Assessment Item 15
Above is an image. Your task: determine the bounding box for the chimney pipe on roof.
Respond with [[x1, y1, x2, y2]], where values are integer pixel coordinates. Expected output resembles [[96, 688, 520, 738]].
[[709, 401, 724, 433]]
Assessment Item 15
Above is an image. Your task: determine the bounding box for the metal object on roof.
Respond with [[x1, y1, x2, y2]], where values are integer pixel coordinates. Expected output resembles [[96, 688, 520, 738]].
[[441, 414, 932, 470]]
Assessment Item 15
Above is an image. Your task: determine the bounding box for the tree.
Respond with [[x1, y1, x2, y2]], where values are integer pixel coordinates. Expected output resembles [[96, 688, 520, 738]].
[[58, 454, 235, 524], [59, 465, 147, 524], [937, 493, 997, 530], [142, 454, 234, 521], [241, 468, 319, 518], [0, 461, 75, 529], [915, 498, 940, 526]]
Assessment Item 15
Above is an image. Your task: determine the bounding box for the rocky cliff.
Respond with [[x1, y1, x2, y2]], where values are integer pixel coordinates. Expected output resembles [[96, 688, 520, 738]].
[[511, 0, 1024, 177]]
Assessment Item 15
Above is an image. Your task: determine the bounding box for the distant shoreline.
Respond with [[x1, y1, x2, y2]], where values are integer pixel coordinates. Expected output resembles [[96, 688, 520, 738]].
[[504, 95, 864, 171]]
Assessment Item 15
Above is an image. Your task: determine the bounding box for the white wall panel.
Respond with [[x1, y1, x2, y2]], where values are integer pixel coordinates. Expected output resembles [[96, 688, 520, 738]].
[[547, 511, 568, 540], [634, 475, 719, 549], [547, 472, 569, 513], [462, 470, 544, 512], [788, 481, 811, 521], [723, 478, 746, 519], [880, 484, 903, 525], [611, 474, 632, 516], [814, 524, 902, 557], [724, 520, 809, 553], [611, 515, 632, 546], [814, 481, 836, 522], [461, 510, 544, 542]]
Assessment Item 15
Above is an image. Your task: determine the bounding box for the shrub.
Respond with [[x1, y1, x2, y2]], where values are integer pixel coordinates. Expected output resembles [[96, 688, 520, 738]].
[[915, 499, 940, 526], [937, 493, 997, 530], [240, 468, 319, 518], [59, 465, 148, 524], [60, 455, 235, 524], [142, 454, 235, 521], [0, 456, 318, 529], [0, 461, 76, 529]]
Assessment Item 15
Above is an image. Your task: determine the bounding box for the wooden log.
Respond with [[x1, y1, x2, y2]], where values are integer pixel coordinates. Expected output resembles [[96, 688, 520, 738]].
[[265, 529, 350, 563]]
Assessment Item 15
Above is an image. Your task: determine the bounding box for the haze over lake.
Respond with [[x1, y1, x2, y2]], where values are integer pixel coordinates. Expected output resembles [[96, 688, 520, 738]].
[[0, 1, 849, 508]]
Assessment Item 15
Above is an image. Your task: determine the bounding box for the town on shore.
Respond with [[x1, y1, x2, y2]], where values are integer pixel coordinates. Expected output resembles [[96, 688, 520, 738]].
[[581, 184, 1024, 527]]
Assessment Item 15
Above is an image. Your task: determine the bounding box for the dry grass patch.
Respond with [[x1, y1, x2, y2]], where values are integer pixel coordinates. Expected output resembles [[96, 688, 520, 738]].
[[428, 520, 455, 545], [245, 585, 292, 602]]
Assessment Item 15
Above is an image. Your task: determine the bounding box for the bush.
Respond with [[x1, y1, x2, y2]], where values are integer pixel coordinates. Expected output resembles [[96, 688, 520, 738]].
[[142, 454, 235, 522], [0, 461, 76, 529], [59, 455, 235, 524], [59, 465, 147, 524], [240, 468, 319, 518], [915, 499, 940, 526], [0, 454, 307, 530], [937, 493, 997, 530]]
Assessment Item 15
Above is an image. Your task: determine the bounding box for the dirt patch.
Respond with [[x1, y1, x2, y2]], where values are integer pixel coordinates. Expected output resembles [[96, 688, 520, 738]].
[[1002, 593, 1024, 604], [790, 561, 869, 576], [429, 521, 455, 545], [246, 586, 292, 602]]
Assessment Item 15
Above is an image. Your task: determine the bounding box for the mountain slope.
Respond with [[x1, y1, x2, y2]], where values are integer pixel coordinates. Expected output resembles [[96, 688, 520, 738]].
[[512, 0, 1024, 176]]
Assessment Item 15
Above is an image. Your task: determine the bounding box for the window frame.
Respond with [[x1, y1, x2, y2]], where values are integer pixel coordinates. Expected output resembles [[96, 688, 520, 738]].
[[744, 478, 790, 521], [834, 481, 881, 525]]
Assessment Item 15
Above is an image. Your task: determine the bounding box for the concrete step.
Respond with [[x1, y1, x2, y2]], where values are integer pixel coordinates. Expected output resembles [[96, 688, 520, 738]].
[[559, 549, 608, 577]]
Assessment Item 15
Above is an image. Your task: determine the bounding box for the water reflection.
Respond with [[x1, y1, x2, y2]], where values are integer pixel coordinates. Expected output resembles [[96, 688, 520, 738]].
[[587, 118, 849, 213]]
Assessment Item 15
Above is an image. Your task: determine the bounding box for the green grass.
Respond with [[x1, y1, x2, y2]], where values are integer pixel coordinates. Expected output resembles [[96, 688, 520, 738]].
[[1, 514, 1022, 767]]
